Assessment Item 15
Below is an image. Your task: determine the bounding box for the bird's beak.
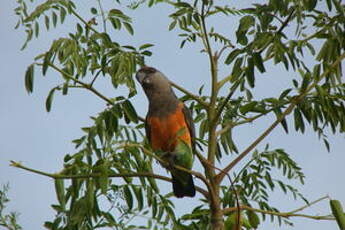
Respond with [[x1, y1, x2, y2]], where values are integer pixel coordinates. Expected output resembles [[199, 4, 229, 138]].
[[136, 71, 146, 84]]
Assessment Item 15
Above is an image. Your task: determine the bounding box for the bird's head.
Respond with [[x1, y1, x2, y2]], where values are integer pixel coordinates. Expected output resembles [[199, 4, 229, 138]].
[[136, 66, 173, 99]]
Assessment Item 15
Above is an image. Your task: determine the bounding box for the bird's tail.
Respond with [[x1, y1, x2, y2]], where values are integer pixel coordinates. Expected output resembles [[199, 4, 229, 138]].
[[172, 173, 196, 198]]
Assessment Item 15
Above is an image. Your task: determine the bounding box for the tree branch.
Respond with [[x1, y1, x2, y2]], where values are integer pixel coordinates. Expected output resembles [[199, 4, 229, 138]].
[[216, 52, 345, 183], [118, 143, 210, 189], [289, 195, 330, 214], [96, 0, 107, 33], [41, 62, 145, 122], [10, 160, 208, 197], [170, 81, 209, 108], [223, 205, 334, 221], [213, 79, 241, 123], [277, 8, 295, 34], [258, 8, 295, 54], [200, 0, 218, 168], [200, 3, 224, 229], [65, 8, 148, 123], [214, 10, 295, 129], [216, 99, 291, 137], [70, 8, 99, 34], [217, 74, 232, 90], [223, 195, 333, 221]]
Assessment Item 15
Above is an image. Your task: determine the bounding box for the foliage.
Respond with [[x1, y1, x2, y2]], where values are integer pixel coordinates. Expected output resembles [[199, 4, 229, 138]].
[[14, 0, 345, 229], [0, 184, 22, 230]]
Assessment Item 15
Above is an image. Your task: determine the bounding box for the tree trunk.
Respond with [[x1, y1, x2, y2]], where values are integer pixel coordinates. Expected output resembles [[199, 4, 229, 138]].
[[210, 185, 224, 230]]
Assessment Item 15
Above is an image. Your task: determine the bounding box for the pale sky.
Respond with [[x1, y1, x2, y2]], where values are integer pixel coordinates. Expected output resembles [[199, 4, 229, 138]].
[[1, 1, 344, 229]]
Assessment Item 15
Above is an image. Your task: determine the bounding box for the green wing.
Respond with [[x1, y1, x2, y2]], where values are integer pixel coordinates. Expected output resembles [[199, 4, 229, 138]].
[[182, 104, 196, 153]]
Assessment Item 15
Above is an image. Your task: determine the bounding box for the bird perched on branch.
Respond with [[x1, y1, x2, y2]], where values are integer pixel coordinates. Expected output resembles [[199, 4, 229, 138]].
[[136, 66, 196, 198]]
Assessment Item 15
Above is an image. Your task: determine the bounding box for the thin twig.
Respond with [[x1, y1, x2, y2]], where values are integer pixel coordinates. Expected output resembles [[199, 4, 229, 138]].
[[223, 205, 334, 221], [290, 195, 330, 214], [200, 0, 218, 167], [217, 75, 232, 90], [216, 100, 291, 137], [39, 62, 145, 122], [258, 8, 296, 54], [10, 160, 208, 197], [70, 9, 99, 34], [216, 44, 234, 61], [213, 79, 241, 124], [97, 0, 107, 33], [90, 59, 112, 87], [277, 8, 295, 34], [47, 63, 113, 104], [170, 81, 209, 108], [10, 161, 169, 181]]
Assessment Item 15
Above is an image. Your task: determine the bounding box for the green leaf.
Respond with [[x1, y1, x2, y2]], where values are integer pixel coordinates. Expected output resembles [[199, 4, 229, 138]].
[[225, 49, 242, 65], [141, 50, 152, 56], [42, 52, 51, 76], [332, 0, 345, 15], [300, 71, 311, 92], [133, 186, 144, 210], [238, 16, 255, 32], [169, 20, 177, 31], [60, 7, 66, 23], [45, 15, 50, 30], [224, 212, 240, 230], [124, 186, 133, 210], [313, 64, 321, 81], [109, 9, 123, 17], [326, 0, 332, 11], [52, 12, 57, 27], [175, 2, 192, 8], [99, 176, 108, 194], [279, 89, 292, 100], [240, 101, 257, 114], [91, 7, 98, 15], [231, 57, 244, 81], [123, 22, 134, 35], [294, 108, 305, 133], [246, 210, 260, 228], [122, 100, 138, 123], [34, 21, 39, 37], [274, 108, 289, 133], [330, 200, 345, 230], [252, 52, 265, 73], [303, 0, 317, 11], [236, 15, 255, 45], [54, 179, 65, 208], [139, 43, 154, 50], [46, 87, 56, 112], [110, 17, 121, 30], [245, 57, 255, 88], [86, 179, 95, 209], [25, 64, 34, 93], [323, 138, 330, 152], [62, 82, 68, 95], [77, 23, 83, 35]]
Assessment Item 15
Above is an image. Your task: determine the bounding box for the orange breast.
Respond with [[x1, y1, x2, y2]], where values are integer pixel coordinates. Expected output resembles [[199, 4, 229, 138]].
[[148, 103, 191, 152]]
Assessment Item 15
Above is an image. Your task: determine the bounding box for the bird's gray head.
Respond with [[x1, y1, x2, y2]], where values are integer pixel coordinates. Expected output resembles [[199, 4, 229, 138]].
[[136, 66, 175, 100]]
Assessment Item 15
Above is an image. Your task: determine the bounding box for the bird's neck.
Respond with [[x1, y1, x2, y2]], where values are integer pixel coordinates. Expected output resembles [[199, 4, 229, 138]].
[[147, 92, 179, 118]]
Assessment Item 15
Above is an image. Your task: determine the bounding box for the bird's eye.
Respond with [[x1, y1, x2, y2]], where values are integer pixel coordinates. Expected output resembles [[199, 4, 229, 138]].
[[142, 77, 151, 86]]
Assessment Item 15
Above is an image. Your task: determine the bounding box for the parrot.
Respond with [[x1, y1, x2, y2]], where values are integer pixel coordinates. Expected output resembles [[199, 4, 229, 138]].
[[136, 66, 196, 198]]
